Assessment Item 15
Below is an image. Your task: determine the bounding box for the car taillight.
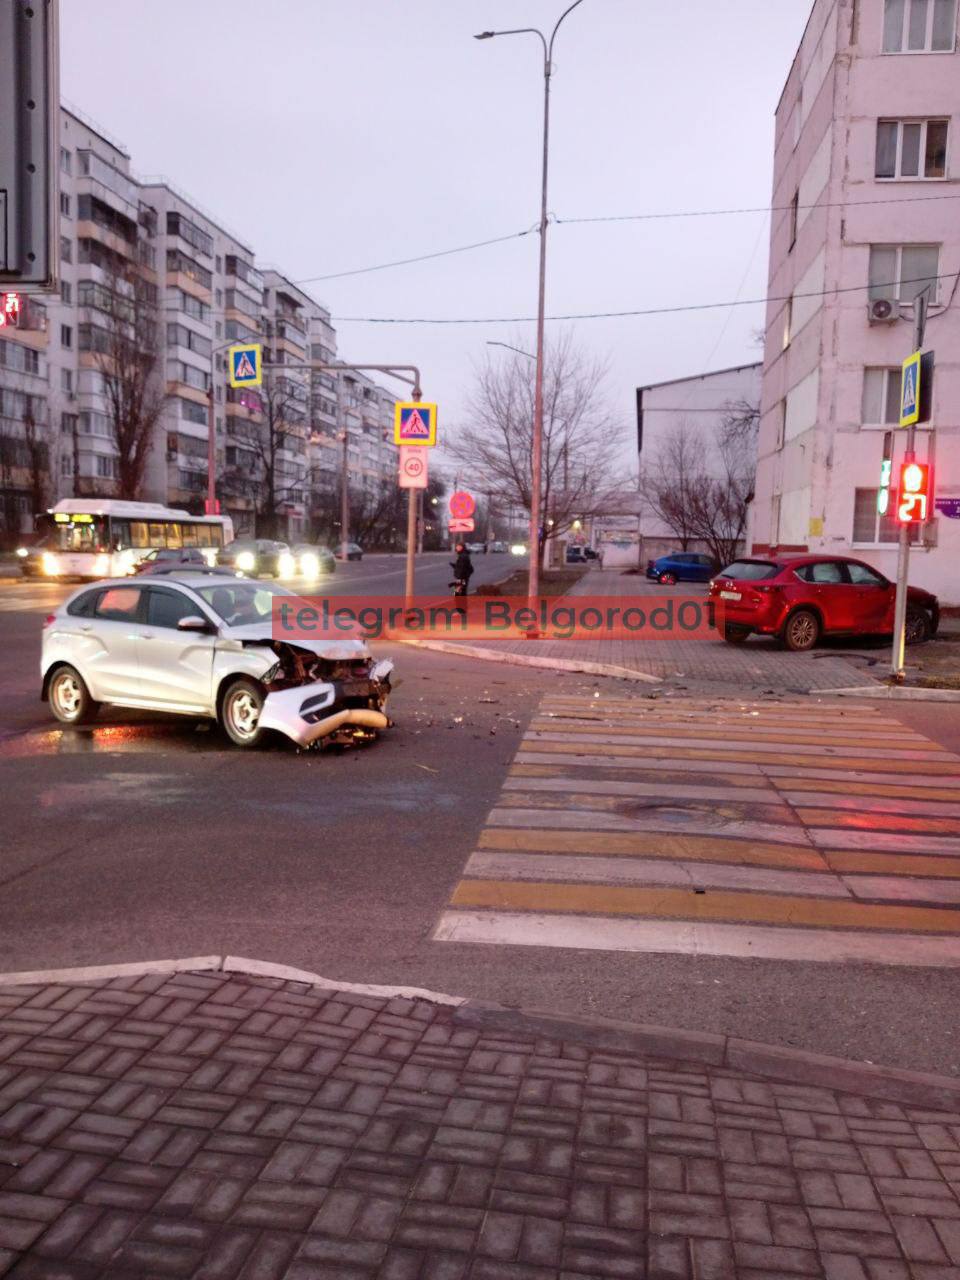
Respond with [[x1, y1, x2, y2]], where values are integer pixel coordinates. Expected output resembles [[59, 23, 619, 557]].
[[43, 614, 56, 628]]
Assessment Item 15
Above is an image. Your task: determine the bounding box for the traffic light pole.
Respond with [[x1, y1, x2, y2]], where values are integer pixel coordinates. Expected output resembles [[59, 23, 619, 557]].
[[890, 299, 927, 682]]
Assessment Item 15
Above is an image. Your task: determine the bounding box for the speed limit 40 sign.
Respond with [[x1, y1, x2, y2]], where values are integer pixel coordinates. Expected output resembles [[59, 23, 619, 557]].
[[398, 447, 428, 489]]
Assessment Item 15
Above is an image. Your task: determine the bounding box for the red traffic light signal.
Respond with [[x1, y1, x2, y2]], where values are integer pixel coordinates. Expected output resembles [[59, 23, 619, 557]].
[[0, 293, 22, 328], [898, 461, 930, 524]]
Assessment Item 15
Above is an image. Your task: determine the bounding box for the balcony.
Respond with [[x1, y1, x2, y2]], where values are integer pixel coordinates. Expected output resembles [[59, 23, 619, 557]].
[[77, 151, 139, 219]]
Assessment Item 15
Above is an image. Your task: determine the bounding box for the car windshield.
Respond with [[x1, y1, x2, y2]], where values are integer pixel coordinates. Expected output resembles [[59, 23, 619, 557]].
[[195, 581, 292, 626], [720, 561, 780, 581]]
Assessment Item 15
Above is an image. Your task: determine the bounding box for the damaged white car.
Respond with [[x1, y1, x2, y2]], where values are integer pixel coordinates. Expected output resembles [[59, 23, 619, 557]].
[[40, 575, 393, 749]]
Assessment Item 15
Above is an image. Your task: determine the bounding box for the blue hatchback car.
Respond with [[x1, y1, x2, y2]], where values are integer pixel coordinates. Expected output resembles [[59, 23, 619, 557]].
[[646, 552, 718, 584]]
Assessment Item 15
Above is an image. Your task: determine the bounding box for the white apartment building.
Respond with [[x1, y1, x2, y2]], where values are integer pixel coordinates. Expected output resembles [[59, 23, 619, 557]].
[[753, 0, 960, 601], [0, 106, 400, 545]]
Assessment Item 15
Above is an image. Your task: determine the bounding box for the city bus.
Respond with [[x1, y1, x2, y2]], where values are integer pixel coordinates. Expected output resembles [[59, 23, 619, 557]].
[[33, 500, 234, 579]]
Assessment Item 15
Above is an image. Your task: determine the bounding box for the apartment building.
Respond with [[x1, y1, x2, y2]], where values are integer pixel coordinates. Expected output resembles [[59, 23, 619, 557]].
[[0, 106, 400, 545], [753, 0, 960, 600]]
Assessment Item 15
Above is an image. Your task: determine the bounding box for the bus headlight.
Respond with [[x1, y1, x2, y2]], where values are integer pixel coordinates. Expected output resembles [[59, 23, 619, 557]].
[[93, 555, 110, 576], [236, 551, 256, 572], [41, 552, 59, 576], [118, 549, 137, 575], [15, 546, 28, 558], [300, 552, 320, 579], [278, 552, 296, 578]]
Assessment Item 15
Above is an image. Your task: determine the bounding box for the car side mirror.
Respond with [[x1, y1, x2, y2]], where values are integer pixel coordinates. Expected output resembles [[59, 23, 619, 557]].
[[177, 615, 215, 633]]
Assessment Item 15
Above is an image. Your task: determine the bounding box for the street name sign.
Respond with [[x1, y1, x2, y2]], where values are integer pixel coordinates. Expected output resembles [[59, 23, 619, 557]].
[[398, 447, 428, 489], [229, 343, 262, 388], [394, 402, 437, 447]]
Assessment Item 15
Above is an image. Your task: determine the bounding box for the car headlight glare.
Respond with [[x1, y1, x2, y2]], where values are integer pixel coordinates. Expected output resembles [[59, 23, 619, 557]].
[[41, 552, 59, 576], [236, 551, 256, 572], [202, 548, 217, 567], [15, 546, 28, 558], [278, 552, 296, 578], [300, 553, 320, 579], [510, 543, 527, 556]]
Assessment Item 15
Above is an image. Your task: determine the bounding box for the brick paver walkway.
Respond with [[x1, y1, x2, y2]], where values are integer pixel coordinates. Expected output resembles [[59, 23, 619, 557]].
[[410, 569, 876, 693], [1, 969, 959, 1278]]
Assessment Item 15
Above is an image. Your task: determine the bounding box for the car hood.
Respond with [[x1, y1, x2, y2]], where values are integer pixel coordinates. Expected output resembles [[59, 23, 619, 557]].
[[218, 621, 371, 661]]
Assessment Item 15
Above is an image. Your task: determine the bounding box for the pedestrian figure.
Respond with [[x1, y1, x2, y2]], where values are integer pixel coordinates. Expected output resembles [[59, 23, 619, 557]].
[[450, 542, 474, 595]]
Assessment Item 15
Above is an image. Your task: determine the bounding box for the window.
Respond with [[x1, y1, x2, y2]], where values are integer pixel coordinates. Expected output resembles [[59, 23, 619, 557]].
[[59, 192, 71, 218], [96, 454, 118, 478], [883, 0, 956, 51], [171, 362, 210, 393], [795, 561, 845, 583], [868, 244, 939, 303], [61, 454, 73, 477], [94, 587, 141, 620], [862, 368, 903, 426], [180, 397, 208, 425], [166, 249, 213, 290], [59, 147, 72, 175], [876, 119, 948, 178], [166, 212, 214, 258], [853, 487, 919, 544], [789, 192, 799, 250], [146, 588, 201, 629], [721, 561, 780, 581], [61, 412, 78, 436], [0, 340, 40, 374], [782, 297, 793, 350], [847, 562, 887, 586], [78, 323, 111, 355], [60, 324, 73, 349], [61, 369, 73, 393], [775, 400, 786, 450], [215, 255, 222, 273], [173, 290, 210, 323], [60, 281, 72, 305], [60, 236, 72, 263]]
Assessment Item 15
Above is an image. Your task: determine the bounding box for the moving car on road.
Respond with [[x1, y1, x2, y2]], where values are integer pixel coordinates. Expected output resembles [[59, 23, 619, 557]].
[[334, 542, 363, 561], [218, 539, 293, 578], [135, 548, 208, 574], [646, 552, 719, 585], [710, 554, 939, 651], [41, 576, 393, 749], [289, 544, 336, 579]]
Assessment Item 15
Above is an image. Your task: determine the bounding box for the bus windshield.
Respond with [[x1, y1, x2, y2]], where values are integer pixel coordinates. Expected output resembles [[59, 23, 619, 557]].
[[42, 515, 108, 552]]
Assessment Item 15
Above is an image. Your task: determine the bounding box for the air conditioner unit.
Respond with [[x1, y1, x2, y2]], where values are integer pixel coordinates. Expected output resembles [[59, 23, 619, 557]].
[[868, 298, 902, 325]]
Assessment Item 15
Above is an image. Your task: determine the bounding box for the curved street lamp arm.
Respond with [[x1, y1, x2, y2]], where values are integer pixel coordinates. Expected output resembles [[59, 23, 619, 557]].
[[548, 0, 587, 60]]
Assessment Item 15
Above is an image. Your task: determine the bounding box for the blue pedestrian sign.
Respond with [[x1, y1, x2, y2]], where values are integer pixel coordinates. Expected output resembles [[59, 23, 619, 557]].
[[393, 401, 437, 447], [900, 350, 921, 427], [229, 343, 262, 389]]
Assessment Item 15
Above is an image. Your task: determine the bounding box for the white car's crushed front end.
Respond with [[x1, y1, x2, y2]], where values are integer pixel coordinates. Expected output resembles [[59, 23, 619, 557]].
[[222, 631, 394, 748]]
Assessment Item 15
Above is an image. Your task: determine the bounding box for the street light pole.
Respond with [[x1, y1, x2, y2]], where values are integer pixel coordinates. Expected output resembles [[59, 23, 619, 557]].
[[476, 0, 586, 603]]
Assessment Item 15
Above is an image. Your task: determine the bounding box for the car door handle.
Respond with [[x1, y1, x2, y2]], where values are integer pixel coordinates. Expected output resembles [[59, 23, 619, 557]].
[[138, 632, 155, 640], [79, 624, 93, 632]]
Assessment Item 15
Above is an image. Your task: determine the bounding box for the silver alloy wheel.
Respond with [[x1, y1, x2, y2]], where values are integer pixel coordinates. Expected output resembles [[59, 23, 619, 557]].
[[787, 612, 817, 650], [52, 670, 82, 720], [226, 688, 261, 741], [905, 610, 929, 645]]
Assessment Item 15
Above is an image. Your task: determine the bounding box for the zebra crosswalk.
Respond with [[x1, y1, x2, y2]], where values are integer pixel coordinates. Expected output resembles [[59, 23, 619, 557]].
[[434, 694, 960, 966]]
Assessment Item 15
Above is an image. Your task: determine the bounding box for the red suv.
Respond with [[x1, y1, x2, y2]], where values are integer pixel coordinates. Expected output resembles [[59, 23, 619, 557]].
[[709, 555, 939, 652]]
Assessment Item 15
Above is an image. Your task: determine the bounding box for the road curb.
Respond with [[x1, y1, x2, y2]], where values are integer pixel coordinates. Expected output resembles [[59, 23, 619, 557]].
[[827, 683, 960, 702], [387, 634, 661, 684], [1, 956, 958, 1108], [452, 1000, 960, 1111]]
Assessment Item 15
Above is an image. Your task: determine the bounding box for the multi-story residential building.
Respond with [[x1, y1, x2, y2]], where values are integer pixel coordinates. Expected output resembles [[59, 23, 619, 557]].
[[752, 0, 960, 600], [0, 105, 403, 547]]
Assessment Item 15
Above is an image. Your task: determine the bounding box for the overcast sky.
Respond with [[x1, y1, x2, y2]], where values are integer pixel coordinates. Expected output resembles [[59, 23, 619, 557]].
[[61, 0, 812, 447]]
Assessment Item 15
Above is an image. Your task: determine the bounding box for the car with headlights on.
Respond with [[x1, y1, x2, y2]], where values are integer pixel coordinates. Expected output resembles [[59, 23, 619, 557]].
[[333, 541, 364, 561], [289, 544, 336, 579], [218, 539, 293, 578], [710, 555, 939, 651], [40, 576, 393, 749]]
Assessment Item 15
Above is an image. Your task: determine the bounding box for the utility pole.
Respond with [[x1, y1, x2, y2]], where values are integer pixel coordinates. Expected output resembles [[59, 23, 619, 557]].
[[339, 428, 350, 562], [890, 293, 927, 681]]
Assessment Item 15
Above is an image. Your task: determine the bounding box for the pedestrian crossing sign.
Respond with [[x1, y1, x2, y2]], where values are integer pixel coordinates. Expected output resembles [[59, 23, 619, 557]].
[[900, 350, 921, 427], [229, 343, 262, 388], [394, 401, 437, 447]]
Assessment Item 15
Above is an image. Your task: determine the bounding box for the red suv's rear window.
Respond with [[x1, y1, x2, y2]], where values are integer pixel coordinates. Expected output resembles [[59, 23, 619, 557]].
[[719, 561, 780, 581]]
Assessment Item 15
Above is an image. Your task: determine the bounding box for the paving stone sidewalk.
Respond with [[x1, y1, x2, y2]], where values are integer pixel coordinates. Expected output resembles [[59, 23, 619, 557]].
[[403, 569, 879, 693], [2, 970, 960, 1278]]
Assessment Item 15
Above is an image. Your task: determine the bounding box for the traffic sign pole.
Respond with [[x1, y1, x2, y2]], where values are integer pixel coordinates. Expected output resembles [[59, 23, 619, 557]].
[[891, 296, 928, 681]]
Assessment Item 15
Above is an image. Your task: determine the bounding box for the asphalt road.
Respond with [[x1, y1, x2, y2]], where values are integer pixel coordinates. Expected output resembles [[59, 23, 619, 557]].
[[1, 563, 959, 1078]]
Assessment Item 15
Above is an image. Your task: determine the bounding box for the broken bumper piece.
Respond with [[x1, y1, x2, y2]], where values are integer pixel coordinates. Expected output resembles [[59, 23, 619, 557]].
[[259, 681, 391, 748]]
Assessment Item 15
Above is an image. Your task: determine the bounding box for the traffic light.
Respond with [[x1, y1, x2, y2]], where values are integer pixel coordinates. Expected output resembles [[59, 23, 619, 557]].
[[0, 292, 22, 328], [877, 431, 893, 516], [898, 461, 930, 524]]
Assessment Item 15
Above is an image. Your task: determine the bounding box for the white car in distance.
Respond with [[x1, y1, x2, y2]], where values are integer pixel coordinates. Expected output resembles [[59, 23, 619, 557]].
[[41, 575, 393, 749]]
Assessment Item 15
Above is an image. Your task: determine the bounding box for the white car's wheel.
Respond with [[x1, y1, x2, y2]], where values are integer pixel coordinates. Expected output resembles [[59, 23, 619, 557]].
[[48, 665, 99, 725], [220, 678, 267, 748]]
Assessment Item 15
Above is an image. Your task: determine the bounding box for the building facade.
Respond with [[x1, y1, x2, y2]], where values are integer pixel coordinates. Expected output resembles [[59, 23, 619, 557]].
[[753, 0, 960, 600], [0, 106, 399, 545], [637, 362, 762, 560]]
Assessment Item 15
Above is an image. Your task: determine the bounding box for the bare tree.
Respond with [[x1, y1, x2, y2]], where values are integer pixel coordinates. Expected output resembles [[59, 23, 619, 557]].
[[22, 408, 50, 515], [450, 334, 626, 565], [95, 267, 169, 499], [221, 374, 308, 536], [641, 418, 755, 567]]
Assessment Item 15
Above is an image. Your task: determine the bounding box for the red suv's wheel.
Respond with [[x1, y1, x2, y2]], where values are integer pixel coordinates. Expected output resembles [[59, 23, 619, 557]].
[[782, 609, 820, 653]]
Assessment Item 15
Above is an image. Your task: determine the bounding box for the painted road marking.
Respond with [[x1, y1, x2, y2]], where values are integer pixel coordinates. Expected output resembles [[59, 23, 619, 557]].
[[436, 695, 960, 965]]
